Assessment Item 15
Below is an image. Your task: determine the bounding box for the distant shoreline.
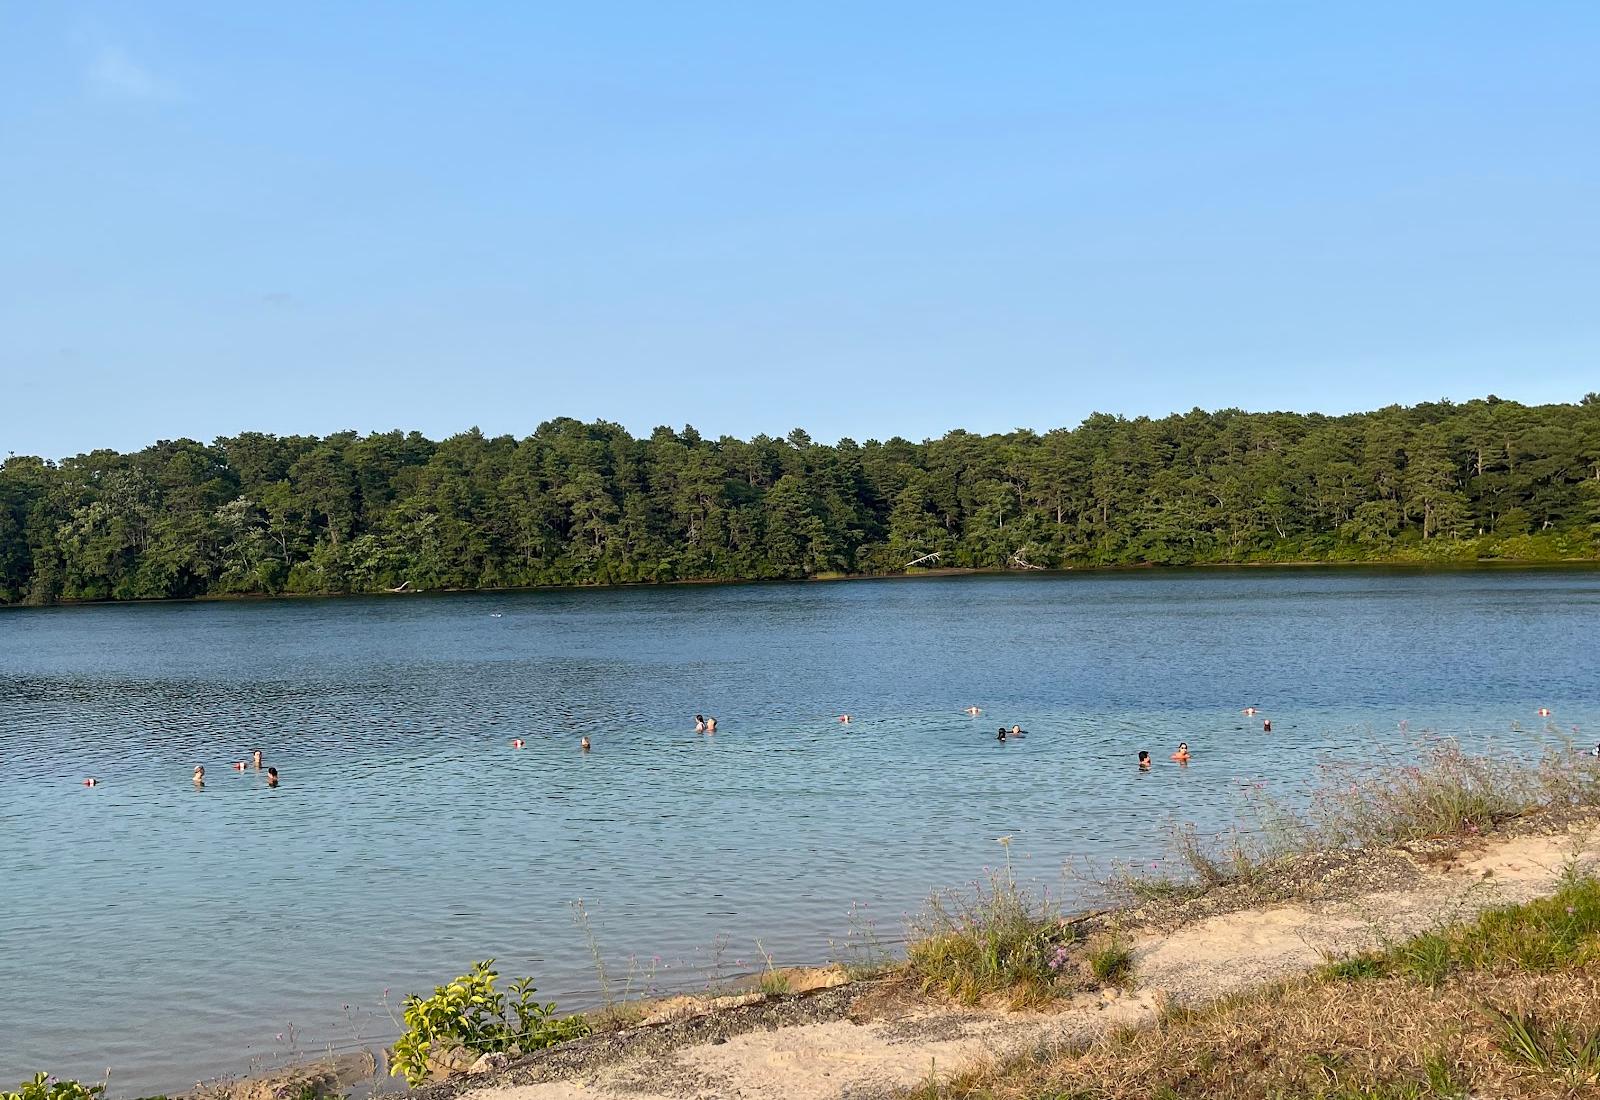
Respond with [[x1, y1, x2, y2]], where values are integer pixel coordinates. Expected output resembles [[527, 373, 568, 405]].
[[5, 553, 1598, 611]]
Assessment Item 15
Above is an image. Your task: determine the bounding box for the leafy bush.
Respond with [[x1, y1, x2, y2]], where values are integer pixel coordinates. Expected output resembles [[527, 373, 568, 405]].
[[2, 1077, 103, 1100], [390, 959, 588, 1085]]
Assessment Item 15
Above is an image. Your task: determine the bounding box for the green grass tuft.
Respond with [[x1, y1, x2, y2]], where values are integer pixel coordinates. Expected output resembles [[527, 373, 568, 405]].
[[907, 865, 1079, 1007], [1087, 937, 1136, 985]]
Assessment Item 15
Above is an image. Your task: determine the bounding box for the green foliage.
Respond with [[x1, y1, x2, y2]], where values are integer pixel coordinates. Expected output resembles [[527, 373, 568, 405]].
[[1, 396, 1598, 604], [0, 1078, 107, 1100], [389, 959, 588, 1086]]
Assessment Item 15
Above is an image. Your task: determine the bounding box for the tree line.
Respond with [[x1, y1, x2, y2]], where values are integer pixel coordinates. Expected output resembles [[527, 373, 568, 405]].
[[2, 394, 1598, 605]]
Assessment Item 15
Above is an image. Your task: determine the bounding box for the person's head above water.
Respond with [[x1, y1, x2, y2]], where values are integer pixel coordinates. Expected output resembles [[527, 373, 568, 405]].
[[1137, 751, 1151, 769], [266, 767, 279, 787]]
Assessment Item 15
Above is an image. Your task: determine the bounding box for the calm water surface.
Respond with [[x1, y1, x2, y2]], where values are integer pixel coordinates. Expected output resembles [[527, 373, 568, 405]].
[[2, 569, 1597, 1093]]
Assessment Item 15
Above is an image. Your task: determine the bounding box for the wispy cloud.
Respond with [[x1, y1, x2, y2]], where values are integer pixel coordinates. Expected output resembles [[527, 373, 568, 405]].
[[85, 44, 177, 103]]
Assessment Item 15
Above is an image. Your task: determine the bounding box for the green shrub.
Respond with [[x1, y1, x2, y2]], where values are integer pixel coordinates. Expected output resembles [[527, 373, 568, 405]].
[[390, 959, 588, 1086], [2, 1077, 103, 1100]]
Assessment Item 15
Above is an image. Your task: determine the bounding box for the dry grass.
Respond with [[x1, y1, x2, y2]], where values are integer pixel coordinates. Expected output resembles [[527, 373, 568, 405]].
[[1109, 741, 1600, 906], [583, 1000, 651, 1035], [1312, 742, 1539, 848], [906, 877, 1600, 1100], [912, 743, 1600, 1015], [1320, 870, 1600, 987]]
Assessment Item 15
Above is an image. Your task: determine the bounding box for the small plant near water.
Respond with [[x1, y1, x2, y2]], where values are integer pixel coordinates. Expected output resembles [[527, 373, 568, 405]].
[[754, 940, 792, 995], [757, 970, 793, 995], [908, 838, 1081, 1006], [389, 959, 588, 1086], [1319, 871, 1600, 986], [1086, 935, 1136, 986], [3, 1077, 104, 1100]]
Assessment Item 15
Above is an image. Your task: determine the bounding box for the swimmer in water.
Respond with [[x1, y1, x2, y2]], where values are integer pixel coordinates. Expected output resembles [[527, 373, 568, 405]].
[[839, 714, 852, 724], [996, 727, 1007, 741], [252, 749, 263, 770], [511, 738, 525, 749], [193, 765, 205, 788], [965, 705, 982, 716], [1138, 750, 1152, 770], [705, 716, 717, 733], [84, 777, 98, 787], [1243, 707, 1256, 717], [1262, 719, 1272, 733], [233, 761, 247, 771], [1171, 742, 1190, 763], [581, 735, 591, 752], [266, 767, 279, 788], [694, 714, 706, 733], [1009, 724, 1026, 738]]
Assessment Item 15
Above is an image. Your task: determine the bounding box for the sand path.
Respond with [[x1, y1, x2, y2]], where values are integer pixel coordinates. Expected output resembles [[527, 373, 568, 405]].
[[453, 827, 1599, 1100]]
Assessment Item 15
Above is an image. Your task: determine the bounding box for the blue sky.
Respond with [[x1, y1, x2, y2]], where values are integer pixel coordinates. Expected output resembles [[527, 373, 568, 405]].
[[3, 3, 1597, 459]]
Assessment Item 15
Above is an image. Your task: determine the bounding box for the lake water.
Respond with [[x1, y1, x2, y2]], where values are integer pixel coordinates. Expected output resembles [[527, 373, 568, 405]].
[[2, 568, 1597, 1094]]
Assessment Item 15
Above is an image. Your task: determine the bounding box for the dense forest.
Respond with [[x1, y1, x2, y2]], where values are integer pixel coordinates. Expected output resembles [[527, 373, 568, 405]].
[[2, 395, 1599, 605]]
